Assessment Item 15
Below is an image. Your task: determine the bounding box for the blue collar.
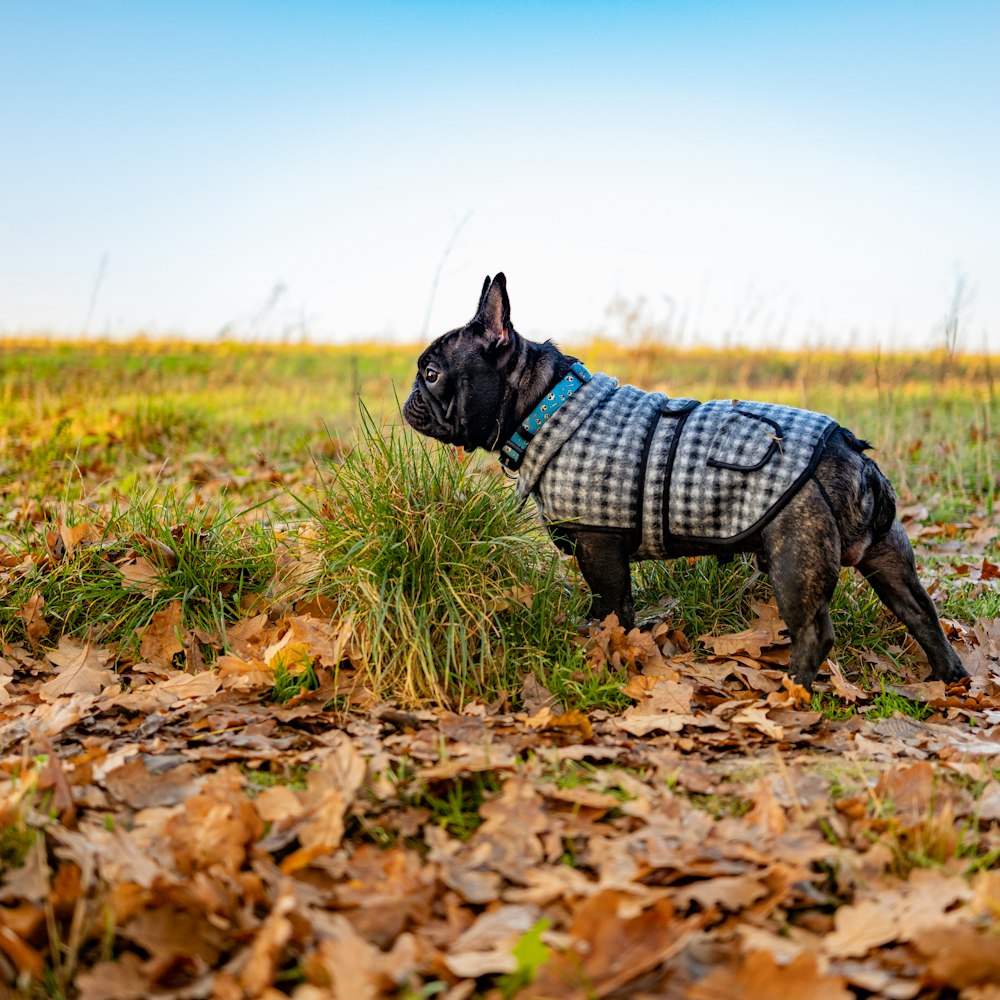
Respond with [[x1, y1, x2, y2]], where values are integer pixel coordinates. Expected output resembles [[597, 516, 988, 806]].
[[499, 363, 592, 473]]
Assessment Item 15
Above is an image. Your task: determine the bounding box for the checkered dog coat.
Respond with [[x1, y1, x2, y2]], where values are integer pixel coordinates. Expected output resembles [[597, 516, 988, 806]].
[[516, 373, 838, 555]]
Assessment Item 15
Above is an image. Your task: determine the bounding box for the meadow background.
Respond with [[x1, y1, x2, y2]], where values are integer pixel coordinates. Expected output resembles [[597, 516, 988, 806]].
[[2, 334, 994, 516]]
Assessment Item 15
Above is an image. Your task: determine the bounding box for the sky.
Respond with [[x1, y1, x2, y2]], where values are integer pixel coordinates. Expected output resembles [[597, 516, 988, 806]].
[[2, 1, 998, 351]]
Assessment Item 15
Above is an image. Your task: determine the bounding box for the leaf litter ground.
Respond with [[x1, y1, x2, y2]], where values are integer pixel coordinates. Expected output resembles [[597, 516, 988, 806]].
[[3, 529, 1000, 998]]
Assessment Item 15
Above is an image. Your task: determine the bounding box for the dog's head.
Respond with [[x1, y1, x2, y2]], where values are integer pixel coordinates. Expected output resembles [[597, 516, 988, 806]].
[[402, 273, 519, 450]]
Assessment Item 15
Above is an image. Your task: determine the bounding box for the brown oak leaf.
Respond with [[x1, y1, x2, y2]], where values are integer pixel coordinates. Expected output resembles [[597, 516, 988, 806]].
[[533, 891, 690, 998], [296, 737, 367, 850], [39, 636, 115, 701], [117, 555, 164, 598], [688, 950, 851, 1000], [139, 600, 184, 666], [822, 899, 899, 957], [18, 591, 50, 649]]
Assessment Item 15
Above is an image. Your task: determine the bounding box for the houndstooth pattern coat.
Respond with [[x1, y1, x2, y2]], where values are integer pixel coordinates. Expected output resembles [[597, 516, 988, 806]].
[[516, 373, 838, 556]]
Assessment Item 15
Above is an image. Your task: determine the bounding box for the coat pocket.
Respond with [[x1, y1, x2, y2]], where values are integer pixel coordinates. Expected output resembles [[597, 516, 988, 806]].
[[706, 409, 783, 472]]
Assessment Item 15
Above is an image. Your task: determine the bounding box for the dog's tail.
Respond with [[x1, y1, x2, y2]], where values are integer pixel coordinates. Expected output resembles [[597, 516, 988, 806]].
[[841, 428, 897, 545], [839, 426, 874, 454]]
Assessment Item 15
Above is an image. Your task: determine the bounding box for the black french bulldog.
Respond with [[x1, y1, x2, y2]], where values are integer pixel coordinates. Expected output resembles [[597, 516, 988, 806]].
[[403, 273, 968, 689]]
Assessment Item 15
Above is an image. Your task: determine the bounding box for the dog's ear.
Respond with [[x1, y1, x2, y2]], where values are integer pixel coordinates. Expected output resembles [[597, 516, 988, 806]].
[[474, 273, 511, 347], [475, 275, 491, 315]]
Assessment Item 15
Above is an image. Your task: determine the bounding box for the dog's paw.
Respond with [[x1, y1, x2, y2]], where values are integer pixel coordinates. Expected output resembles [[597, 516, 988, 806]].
[[932, 657, 970, 685]]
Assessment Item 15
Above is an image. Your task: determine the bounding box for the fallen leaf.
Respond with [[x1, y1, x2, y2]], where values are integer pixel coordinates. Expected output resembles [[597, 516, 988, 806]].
[[522, 673, 561, 714], [120, 905, 226, 965], [445, 903, 541, 977], [217, 652, 273, 690], [0, 838, 50, 904], [0, 926, 44, 981], [18, 591, 50, 649], [139, 600, 184, 666], [826, 658, 868, 702], [822, 899, 899, 958], [268, 614, 356, 667], [532, 891, 690, 998], [425, 825, 502, 904], [688, 950, 851, 1000], [239, 889, 295, 995], [911, 924, 1000, 989], [296, 738, 367, 850], [59, 521, 100, 556], [730, 704, 784, 740], [543, 710, 593, 740], [613, 711, 695, 736], [700, 627, 784, 659], [255, 784, 304, 824], [673, 872, 771, 912], [586, 615, 671, 671], [158, 671, 221, 701], [628, 678, 695, 714], [39, 636, 115, 701], [166, 767, 263, 874], [102, 757, 198, 809], [117, 555, 164, 598], [75, 953, 151, 1000], [303, 918, 419, 998]]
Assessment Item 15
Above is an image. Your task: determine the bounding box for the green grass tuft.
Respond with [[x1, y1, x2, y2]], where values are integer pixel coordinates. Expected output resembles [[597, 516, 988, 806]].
[[243, 764, 311, 792], [0, 489, 277, 651], [269, 653, 320, 703], [296, 407, 589, 707], [866, 685, 933, 721], [632, 553, 769, 642], [811, 691, 858, 721]]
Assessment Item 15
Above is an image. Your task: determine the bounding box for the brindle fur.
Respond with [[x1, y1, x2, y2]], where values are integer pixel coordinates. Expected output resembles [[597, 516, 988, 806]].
[[403, 274, 968, 689]]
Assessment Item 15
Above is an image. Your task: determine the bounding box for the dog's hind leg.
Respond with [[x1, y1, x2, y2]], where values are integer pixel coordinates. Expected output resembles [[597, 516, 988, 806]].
[[762, 494, 840, 689], [856, 520, 968, 683]]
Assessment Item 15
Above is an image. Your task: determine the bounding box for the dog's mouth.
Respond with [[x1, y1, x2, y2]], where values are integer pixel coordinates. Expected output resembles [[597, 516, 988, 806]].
[[403, 387, 455, 442], [401, 390, 425, 429]]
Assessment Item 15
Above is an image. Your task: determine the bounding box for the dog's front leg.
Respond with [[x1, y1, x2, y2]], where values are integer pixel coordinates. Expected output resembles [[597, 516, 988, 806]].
[[568, 530, 636, 629]]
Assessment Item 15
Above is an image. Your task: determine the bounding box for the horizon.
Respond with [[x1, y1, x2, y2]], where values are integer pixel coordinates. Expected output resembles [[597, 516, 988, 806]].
[[2, 1, 997, 354], [4, 328, 997, 361]]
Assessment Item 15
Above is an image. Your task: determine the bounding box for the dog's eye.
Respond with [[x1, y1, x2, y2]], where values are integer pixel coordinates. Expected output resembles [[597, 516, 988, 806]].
[[424, 367, 439, 384]]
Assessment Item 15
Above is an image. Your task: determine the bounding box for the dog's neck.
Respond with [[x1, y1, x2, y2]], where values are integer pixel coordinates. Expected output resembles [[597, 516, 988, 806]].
[[500, 333, 578, 438]]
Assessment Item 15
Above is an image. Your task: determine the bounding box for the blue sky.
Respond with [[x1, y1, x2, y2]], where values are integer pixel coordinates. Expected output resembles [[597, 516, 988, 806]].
[[2, 1, 997, 350]]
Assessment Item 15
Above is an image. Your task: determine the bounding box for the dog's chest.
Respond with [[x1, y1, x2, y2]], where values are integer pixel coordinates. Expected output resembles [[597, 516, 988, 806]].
[[517, 375, 837, 553]]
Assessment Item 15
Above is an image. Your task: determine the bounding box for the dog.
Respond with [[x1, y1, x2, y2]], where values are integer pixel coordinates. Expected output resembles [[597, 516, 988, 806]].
[[403, 273, 968, 689]]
